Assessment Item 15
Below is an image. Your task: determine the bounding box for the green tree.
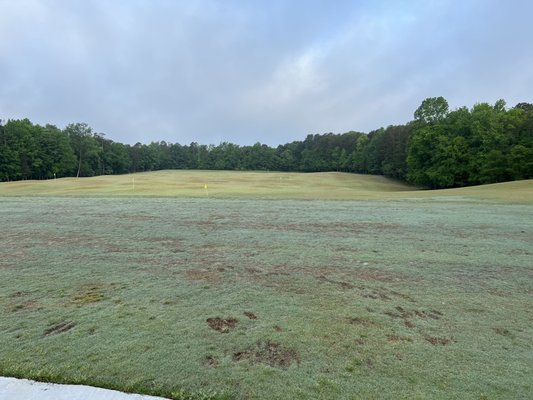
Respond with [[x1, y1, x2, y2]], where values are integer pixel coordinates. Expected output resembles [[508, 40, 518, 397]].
[[65, 123, 101, 177], [414, 96, 449, 124]]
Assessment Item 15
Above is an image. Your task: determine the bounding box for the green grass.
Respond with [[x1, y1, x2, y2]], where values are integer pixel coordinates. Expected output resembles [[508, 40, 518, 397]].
[[0, 173, 532, 399], [0, 170, 415, 199], [0, 170, 531, 202]]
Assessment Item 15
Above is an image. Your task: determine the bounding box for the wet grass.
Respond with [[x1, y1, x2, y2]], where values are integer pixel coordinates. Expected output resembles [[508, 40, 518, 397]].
[[0, 195, 532, 399]]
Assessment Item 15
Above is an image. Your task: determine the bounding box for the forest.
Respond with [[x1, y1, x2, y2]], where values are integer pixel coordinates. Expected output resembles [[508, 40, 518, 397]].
[[1, 97, 532, 189]]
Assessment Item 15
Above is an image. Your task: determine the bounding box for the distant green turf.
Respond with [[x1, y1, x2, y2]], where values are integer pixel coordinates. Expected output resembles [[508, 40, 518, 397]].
[[1, 170, 532, 203], [1, 194, 532, 399]]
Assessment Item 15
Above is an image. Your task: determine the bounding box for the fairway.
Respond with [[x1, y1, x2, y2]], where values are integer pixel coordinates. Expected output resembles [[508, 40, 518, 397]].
[[1, 173, 532, 399], [1, 170, 533, 203]]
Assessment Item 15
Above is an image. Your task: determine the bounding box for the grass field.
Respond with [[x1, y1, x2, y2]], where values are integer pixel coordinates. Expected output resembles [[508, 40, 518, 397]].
[[1, 172, 532, 399], [1, 170, 532, 202]]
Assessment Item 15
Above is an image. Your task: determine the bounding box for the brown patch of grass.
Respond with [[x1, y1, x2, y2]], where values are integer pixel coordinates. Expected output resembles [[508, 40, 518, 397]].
[[387, 334, 413, 344], [273, 325, 283, 332], [404, 320, 415, 328], [413, 310, 442, 320], [207, 317, 238, 333], [384, 306, 443, 328], [72, 285, 105, 304], [244, 312, 257, 320], [424, 336, 453, 346], [233, 341, 300, 369], [205, 355, 219, 368], [43, 321, 76, 337]]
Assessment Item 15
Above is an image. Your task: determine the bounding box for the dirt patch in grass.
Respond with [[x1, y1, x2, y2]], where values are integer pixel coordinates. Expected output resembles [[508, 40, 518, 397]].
[[384, 306, 443, 325], [205, 355, 219, 368], [185, 269, 220, 283], [43, 321, 76, 337], [233, 341, 300, 369], [387, 334, 413, 344], [207, 317, 238, 333], [424, 336, 453, 346], [244, 312, 257, 320]]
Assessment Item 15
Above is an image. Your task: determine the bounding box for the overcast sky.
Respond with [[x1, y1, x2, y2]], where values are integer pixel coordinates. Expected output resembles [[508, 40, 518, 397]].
[[1, 0, 532, 146]]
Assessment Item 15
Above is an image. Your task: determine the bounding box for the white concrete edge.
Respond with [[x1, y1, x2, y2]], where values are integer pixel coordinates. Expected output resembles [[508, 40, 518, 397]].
[[0, 377, 170, 400]]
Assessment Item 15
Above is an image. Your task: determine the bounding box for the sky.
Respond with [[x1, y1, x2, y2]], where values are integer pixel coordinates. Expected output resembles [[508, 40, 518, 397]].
[[1, 0, 532, 146]]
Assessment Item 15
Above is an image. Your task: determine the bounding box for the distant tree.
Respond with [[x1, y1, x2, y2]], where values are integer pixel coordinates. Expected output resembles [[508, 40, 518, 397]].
[[38, 124, 77, 178], [414, 96, 449, 124], [65, 123, 100, 177]]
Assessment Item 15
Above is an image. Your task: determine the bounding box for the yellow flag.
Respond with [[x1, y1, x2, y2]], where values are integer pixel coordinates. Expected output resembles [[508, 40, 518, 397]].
[[204, 184, 208, 189]]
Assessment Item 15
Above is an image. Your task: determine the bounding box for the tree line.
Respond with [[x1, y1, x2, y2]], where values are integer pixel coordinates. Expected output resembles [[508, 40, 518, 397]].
[[0, 97, 531, 188]]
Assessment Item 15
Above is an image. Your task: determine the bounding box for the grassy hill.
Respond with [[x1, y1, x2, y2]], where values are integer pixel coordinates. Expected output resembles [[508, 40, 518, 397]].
[[0, 170, 532, 202], [1, 171, 532, 399]]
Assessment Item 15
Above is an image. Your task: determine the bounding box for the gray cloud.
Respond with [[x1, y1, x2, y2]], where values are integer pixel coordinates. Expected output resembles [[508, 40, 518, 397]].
[[1, 0, 532, 146]]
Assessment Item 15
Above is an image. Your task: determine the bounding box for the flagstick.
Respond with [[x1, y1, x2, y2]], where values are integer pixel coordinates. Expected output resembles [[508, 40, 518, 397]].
[[132, 177, 135, 191]]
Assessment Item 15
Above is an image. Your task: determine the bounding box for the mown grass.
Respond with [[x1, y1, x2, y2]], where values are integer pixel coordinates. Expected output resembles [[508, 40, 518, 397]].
[[1, 190, 532, 399], [1, 170, 531, 203], [0, 170, 414, 199]]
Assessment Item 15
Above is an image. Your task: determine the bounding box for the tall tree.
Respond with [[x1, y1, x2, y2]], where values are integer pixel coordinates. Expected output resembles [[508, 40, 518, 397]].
[[414, 96, 449, 124], [64, 123, 100, 177]]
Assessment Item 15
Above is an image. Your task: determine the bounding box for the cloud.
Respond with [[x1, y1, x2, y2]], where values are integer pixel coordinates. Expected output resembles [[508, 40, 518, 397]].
[[1, 0, 532, 146]]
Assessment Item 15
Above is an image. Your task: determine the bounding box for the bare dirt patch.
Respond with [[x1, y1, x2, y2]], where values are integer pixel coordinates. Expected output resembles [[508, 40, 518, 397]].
[[233, 341, 300, 369], [207, 317, 238, 333], [43, 321, 76, 337]]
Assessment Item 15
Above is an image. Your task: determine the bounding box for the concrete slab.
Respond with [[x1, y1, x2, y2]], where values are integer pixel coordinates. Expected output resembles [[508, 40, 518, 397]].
[[0, 377, 170, 400]]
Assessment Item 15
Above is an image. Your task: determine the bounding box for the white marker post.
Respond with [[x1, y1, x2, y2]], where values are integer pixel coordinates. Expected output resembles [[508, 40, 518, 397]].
[[132, 177, 135, 191]]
